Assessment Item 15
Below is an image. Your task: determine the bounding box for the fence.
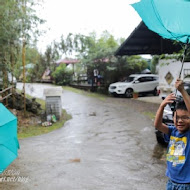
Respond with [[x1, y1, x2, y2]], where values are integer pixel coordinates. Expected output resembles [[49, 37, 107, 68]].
[[0, 86, 14, 107]]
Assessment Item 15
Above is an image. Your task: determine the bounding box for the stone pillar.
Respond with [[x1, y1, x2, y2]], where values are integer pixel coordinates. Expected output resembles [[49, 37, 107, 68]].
[[44, 87, 63, 120]]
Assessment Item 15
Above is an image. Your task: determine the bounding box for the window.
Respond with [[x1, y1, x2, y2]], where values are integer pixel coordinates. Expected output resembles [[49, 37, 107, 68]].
[[138, 77, 153, 82], [153, 76, 158, 81]]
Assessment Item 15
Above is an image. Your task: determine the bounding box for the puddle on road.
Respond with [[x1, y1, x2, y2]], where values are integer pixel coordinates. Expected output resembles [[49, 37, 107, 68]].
[[152, 144, 167, 161]]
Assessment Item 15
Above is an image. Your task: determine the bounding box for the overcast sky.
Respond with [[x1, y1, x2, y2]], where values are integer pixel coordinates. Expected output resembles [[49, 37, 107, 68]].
[[37, 0, 141, 52]]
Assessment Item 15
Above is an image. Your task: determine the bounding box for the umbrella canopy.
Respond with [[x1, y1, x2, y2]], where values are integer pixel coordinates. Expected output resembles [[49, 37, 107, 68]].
[[0, 103, 19, 173], [132, 0, 190, 44], [132, 0, 190, 111]]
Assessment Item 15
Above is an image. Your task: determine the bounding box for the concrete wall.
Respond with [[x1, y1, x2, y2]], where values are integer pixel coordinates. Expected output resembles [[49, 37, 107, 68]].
[[44, 87, 63, 120], [45, 96, 62, 120], [158, 59, 190, 97]]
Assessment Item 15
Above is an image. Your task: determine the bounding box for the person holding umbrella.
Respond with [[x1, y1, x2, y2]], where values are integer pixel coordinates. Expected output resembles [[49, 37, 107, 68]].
[[154, 79, 190, 189], [131, 0, 190, 189]]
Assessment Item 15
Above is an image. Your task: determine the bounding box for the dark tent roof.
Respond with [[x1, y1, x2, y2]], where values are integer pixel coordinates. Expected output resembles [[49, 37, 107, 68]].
[[115, 21, 182, 56]]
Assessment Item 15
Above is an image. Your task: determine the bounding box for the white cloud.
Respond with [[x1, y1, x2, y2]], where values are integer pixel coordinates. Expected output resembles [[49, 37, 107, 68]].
[[37, 0, 141, 52]]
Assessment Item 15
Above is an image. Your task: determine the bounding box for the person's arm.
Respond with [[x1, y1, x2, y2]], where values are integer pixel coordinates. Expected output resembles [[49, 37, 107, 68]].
[[154, 93, 176, 134], [175, 79, 190, 113]]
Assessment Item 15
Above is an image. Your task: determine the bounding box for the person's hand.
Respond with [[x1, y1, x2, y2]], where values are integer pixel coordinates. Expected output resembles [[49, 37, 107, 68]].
[[160, 93, 176, 108], [175, 78, 184, 92]]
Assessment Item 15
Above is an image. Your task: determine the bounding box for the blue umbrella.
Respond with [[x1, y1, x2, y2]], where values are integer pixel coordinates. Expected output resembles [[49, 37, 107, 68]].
[[0, 103, 19, 174], [131, 0, 190, 77]]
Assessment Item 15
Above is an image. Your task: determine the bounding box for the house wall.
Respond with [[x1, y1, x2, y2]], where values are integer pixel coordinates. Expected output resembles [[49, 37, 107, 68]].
[[158, 59, 190, 97]]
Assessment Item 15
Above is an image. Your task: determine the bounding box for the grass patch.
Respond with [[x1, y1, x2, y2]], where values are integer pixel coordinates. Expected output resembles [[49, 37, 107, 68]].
[[63, 86, 107, 101], [15, 89, 71, 139], [143, 111, 155, 120], [18, 110, 71, 139]]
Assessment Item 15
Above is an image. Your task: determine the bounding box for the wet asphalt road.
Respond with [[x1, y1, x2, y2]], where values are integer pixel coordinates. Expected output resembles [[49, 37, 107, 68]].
[[0, 83, 167, 190]]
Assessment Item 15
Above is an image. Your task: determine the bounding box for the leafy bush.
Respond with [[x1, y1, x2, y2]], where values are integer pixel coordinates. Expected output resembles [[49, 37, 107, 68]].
[[52, 64, 73, 85]]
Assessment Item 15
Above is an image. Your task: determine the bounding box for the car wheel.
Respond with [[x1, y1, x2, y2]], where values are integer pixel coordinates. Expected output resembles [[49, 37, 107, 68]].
[[156, 136, 168, 146], [155, 131, 168, 146], [125, 88, 133, 98]]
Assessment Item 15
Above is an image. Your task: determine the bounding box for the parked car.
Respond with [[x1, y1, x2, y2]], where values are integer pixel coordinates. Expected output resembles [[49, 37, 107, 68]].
[[155, 82, 190, 145], [0, 71, 17, 90], [108, 74, 159, 98]]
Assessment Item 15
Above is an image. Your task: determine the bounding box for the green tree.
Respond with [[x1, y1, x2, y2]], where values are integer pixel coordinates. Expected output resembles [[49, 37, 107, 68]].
[[48, 31, 150, 91], [44, 41, 60, 71], [52, 64, 72, 85], [0, 0, 44, 86], [127, 55, 148, 73], [151, 55, 159, 74]]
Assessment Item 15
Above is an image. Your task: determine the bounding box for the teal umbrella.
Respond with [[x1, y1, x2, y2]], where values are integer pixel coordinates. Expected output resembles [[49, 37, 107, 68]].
[[132, 0, 190, 111], [132, 0, 190, 44], [0, 103, 19, 173], [132, 0, 190, 77]]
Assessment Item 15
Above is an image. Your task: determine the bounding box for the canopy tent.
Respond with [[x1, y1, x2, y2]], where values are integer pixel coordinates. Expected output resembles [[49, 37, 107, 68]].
[[115, 21, 182, 56]]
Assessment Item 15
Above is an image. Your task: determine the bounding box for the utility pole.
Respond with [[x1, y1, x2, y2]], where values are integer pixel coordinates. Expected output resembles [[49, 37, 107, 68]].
[[10, 44, 15, 108], [22, 0, 26, 115], [22, 39, 26, 115]]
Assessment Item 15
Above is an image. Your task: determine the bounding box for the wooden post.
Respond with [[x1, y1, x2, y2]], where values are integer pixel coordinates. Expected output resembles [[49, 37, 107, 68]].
[[22, 0, 26, 115], [10, 45, 15, 108], [22, 39, 26, 115]]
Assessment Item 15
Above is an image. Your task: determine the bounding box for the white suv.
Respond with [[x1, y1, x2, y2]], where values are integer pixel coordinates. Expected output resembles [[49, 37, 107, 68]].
[[108, 74, 159, 98]]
